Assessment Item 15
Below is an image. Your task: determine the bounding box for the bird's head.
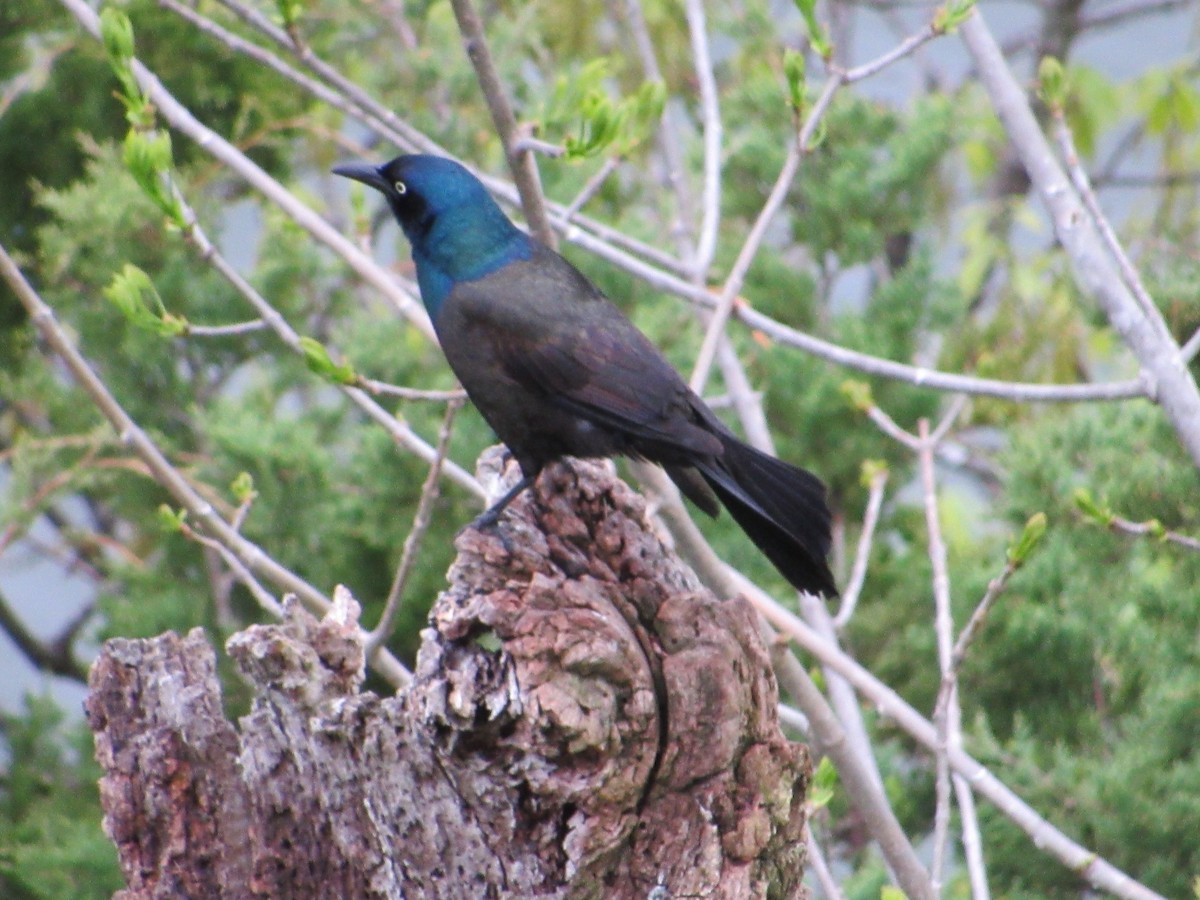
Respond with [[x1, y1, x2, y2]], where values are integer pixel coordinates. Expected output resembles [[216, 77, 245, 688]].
[[333, 155, 530, 315]]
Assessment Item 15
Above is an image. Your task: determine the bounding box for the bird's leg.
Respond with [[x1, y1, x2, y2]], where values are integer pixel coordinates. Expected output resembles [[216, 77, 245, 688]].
[[469, 472, 536, 531]]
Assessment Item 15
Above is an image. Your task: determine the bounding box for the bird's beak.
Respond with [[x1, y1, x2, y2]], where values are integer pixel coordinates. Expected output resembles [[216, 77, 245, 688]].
[[331, 161, 390, 194]]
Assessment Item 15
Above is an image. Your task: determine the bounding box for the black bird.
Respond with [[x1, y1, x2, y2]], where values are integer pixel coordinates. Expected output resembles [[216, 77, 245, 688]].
[[334, 155, 837, 596]]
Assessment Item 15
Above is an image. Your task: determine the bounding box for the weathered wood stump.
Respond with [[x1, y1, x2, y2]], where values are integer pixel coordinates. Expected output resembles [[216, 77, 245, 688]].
[[86, 452, 811, 898]]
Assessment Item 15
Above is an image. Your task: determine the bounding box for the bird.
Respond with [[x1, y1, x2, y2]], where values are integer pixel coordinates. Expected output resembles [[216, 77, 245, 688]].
[[333, 154, 837, 597]]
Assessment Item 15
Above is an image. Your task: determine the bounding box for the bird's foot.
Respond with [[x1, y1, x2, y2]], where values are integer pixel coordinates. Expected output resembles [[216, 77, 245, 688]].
[[462, 473, 536, 535]]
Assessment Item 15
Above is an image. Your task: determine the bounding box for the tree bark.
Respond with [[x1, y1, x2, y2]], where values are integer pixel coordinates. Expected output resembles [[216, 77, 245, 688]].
[[86, 452, 811, 899]]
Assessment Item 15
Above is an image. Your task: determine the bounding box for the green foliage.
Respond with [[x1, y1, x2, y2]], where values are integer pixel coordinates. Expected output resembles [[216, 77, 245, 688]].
[[791, 0, 831, 58], [538, 59, 666, 159], [0, 697, 121, 899], [104, 263, 188, 336]]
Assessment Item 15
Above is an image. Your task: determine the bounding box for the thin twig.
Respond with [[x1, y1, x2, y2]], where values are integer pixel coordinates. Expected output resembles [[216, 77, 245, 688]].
[[833, 466, 888, 628], [840, 23, 939, 84], [683, 0, 722, 275], [186, 319, 267, 337], [0, 586, 88, 681], [954, 772, 991, 900], [1181, 327, 1200, 365], [1106, 514, 1200, 553], [1051, 111, 1174, 343], [918, 418, 956, 893], [512, 134, 566, 158], [367, 398, 462, 653], [865, 403, 920, 449], [620, 0, 696, 255], [948, 554, 1020, 679], [805, 823, 847, 900], [560, 156, 621, 222], [356, 378, 467, 402], [179, 520, 285, 619]]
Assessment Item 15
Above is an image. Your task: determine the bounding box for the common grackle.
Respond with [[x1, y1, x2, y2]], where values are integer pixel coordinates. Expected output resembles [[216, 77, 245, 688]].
[[334, 155, 837, 597]]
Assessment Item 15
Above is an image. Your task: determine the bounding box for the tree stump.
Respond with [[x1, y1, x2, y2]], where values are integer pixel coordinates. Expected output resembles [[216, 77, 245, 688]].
[[85, 452, 811, 898]]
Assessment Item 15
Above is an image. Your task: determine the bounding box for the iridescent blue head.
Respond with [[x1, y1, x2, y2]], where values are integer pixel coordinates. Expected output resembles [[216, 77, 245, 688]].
[[333, 154, 532, 317]]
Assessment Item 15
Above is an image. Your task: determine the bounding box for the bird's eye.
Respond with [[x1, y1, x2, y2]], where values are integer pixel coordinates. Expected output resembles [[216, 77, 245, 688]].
[[394, 180, 407, 195]]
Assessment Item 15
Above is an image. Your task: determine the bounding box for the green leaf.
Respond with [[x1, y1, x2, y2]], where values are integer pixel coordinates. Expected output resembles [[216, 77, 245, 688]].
[[103, 264, 187, 336], [299, 337, 357, 384], [784, 49, 807, 114], [1038, 56, 1067, 111], [1007, 511, 1047, 565], [156, 504, 187, 532], [100, 7, 151, 126], [809, 756, 837, 808], [792, 0, 831, 58], [122, 130, 186, 227], [1073, 488, 1113, 525], [933, 0, 976, 34], [99, 7, 135, 66], [274, 0, 306, 28], [840, 379, 874, 412], [231, 471, 258, 504]]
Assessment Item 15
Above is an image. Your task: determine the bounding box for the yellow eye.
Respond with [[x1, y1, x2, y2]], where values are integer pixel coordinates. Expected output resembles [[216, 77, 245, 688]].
[[394, 180, 407, 195]]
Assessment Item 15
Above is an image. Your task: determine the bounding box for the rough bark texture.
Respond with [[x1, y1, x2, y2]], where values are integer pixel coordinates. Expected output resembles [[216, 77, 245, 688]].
[[86, 452, 811, 899]]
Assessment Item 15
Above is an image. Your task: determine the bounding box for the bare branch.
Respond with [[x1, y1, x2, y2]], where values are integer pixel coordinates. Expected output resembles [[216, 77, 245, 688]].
[[949, 555, 1021, 680], [840, 22, 940, 84], [1105, 514, 1200, 553], [833, 464, 888, 629], [864, 402, 920, 450], [805, 823, 847, 900], [178, 521, 285, 620], [185, 319, 267, 338], [683, 0, 722, 275], [367, 398, 462, 653], [355, 379, 467, 403], [959, 9, 1200, 467], [560, 156, 621, 222], [447, 0, 555, 247], [918, 418, 957, 893], [954, 773, 992, 900], [689, 74, 842, 394], [1050, 108, 1174, 343]]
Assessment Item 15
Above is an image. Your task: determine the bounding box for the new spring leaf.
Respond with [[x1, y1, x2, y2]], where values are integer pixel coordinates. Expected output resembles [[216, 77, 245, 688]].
[[104, 264, 188, 336], [299, 337, 357, 384]]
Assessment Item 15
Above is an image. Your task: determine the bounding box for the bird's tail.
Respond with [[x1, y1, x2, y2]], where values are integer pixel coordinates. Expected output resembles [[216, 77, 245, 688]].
[[697, 434, 837, 597]]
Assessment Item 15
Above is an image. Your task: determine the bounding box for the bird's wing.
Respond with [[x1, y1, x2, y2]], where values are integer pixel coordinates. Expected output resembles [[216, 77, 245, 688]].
[[450, 266, 721, 458]]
